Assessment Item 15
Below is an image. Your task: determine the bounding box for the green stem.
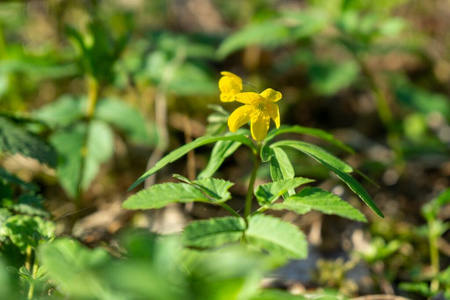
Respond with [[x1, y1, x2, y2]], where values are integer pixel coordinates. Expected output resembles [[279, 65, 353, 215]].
[[75, 77, 100, 209], [429, 221, 440, 293], [244, 143, 262, 223], [220, 203, 241, 218], [27, 253, 39, 300]]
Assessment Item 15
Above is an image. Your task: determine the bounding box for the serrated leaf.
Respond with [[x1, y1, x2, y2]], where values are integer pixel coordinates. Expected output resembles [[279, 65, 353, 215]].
[[129, 133, 255, 190], [191, 178, 234, 202], [271, 187, 367, 222], [0, 117, 57, 167], [323, 161, 383, 218], [123, 183, 209, 210], [198, 130, 246, 179], [11, 194, 50, 217], [50, 120, 114, 198], [265, 125, 354, 154], [95, 98, 156, 146], [39, 238, 112, 299], [4, 215, 54, 252], [272, 140, 353, 173], [182, 217, 246, 248], [255, 177, 314, 205], [246, 215, 307, 259], [124, 176, 234, 210]]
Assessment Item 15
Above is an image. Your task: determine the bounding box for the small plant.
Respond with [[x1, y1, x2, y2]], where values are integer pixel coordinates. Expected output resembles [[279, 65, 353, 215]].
[[399, 188, 450, 299], [123, 72, 384, 261]]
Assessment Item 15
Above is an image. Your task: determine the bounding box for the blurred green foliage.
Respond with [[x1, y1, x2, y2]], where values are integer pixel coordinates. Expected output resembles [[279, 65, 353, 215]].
[[0, 0, 449, 299]]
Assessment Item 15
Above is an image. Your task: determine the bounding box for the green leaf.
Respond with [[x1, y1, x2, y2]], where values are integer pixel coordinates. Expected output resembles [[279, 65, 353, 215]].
[[308, 60, 359, 96], [272, 140, 353, 173], [39, 238, 113, 299], [198, 138, 242, 179], [271, 187, 367, 222], [4, 215, 54, 252], [246, 215, 307, 259], [11, 194, 50, 217], [0, 167, 38, 192], [399, 282, 432, 297], [269, 147, 296, 199], [33, 95, 84, 128], [129, 133, 255, 190], [95, 98, 156, 146], [265, 125, 354, 154], [123, 183, 209, 210], [182, 217, 246, 248], [269, 147, 295, 181], [123, 176, 234, 210], [51, 120, 114, 198], [0, 117, 57, 167], [217, 21, 290, 59], [251, 289, 306, 300], [422, 188, 450, 221], [323, 161, 383, 218], [255, 177, 315, 205], [190, 178, 234, 202]]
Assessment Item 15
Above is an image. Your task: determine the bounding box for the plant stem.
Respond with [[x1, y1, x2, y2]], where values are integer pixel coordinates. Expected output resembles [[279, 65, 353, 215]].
[[75, 76, 99, 209], [244, 143, 261, 223], [27, 253, 39, 300], [220, 203, 241, 218], [429, 221, 440, 293]]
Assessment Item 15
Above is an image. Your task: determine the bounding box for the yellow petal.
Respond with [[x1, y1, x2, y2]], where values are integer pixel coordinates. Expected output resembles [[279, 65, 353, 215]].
[[266, 103, 280, 128], [220, 92, 235, 102], [235, 92, 263, 104], [219, 72, 242, 102], [228, 105, 252, 132], [220, 71, 240, 78], [260, 88, 282, 102], [250, 113, 270, 141]]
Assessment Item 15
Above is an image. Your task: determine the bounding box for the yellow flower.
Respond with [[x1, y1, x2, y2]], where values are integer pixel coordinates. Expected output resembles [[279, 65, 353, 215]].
[[228, 88, 282, 141], [219, 71, 242, 102]]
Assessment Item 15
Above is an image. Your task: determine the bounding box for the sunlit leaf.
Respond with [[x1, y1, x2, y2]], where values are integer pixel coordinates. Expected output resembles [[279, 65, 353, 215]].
[[255, 177, 314, 205], [265, 125, 354, 153], [271, 140, 353, 173], [246, 215, 307, 259], [270, 187, 367, 222], [129, 133, 255, 190]]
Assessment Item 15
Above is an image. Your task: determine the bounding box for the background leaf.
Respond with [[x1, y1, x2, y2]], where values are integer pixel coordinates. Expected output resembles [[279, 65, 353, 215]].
[[39, 238, 113, 299], [0, 117, 57, 167], [50, 120, 114, 198], [95, 98, 156, 146]]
